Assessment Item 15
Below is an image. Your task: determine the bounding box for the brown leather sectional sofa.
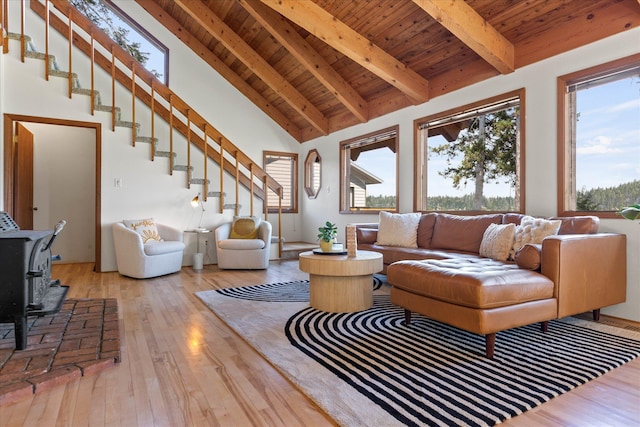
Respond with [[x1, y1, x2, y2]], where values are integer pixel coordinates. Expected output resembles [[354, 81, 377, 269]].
[[353, 213, 627, 358]]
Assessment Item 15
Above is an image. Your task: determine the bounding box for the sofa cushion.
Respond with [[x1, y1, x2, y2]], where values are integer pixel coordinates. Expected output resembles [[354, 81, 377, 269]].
[[549, 216, 599, 234], [359, 242, 478, 267], [510, 216, 561, 259], [479, 223, 516, 261], [430, 213, 503, 253], [143, 240, 185, 256], [416, 213, 437, 248], [219, 238, 266, 250], [387, 258, 554, 309], [376, 211, 421, 248], [515, 243, 542, 271], [502, 213, 526, 225], [356, 228, 378, 244]]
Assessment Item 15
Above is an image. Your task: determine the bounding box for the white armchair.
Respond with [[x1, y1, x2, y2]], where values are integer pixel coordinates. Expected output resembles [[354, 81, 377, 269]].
[[112, 222, 185, 279], [214, 220, 271, 269]]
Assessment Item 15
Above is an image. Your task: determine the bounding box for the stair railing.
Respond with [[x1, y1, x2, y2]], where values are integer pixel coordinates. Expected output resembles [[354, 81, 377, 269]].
[[8, 0, 283, 256]]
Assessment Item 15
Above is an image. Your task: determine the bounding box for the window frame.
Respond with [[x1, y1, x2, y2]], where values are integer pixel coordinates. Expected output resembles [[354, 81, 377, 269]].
[[263, 151, 298, 214], [339, 125, 399, 214], [557, 53, 640, 218], [101, 0, 170, 85], [304, 149, 321, 199], [413, 89, 526, 214]]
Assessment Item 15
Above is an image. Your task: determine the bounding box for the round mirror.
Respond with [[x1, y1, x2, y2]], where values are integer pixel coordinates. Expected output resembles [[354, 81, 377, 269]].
[[304, 149, 321, 199]]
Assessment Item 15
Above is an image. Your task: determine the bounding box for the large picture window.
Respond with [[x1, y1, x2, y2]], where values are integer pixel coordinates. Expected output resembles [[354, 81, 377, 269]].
[[340, 126, 398, 214], [415, 90, 524, 212], [264, 151, 298, 213], [558, 55, 640, 217]]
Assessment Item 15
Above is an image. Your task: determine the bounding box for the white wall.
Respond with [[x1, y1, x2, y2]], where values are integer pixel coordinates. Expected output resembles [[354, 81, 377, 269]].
[[30, 123, 96, 263], [300, 29, 640, 322]]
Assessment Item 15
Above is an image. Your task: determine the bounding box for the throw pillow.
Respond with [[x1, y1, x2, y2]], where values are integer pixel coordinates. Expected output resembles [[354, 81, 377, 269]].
[[479, 223, 516, 261], [515, 243, 542, 271], [510, 216, 562, 259], [430, 213, 503, 253], [375, 211, 421, 248], [229, 216, 261, 239], [123, 218, 163, 243]]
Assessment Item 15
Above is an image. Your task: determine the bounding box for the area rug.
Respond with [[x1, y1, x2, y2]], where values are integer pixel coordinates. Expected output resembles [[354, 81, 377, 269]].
[[0, 298, 121, 405], [195, 278, 640, 426]]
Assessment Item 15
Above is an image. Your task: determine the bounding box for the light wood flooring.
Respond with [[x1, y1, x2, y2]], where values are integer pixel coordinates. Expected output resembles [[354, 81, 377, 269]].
[[1, 261, 639, 426]]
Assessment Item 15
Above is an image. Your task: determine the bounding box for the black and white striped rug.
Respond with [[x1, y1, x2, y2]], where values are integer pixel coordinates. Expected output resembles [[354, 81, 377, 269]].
[[196, 278, 640, 426]]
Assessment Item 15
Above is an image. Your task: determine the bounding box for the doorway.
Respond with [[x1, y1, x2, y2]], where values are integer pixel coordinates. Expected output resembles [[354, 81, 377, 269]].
[[3, 114, 102, 271]]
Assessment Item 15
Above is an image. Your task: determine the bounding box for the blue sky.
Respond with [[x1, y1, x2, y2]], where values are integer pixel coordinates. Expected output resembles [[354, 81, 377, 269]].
[[575, 76, 640, 191]]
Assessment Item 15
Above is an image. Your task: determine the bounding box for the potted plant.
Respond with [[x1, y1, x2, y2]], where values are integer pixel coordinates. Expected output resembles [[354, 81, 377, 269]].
[[617, 204, 640, 221], [317, 221, 338, 252]]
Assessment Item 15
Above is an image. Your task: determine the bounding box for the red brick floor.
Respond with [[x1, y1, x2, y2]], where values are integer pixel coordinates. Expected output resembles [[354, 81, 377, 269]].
[[0, 298, 120, 405]]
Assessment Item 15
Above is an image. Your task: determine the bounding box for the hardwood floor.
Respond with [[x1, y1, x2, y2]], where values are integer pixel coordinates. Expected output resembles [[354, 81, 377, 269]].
[[1, 261, 639, 426]]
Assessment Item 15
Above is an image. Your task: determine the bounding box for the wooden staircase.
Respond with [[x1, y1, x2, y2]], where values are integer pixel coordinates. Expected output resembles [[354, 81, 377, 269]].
[[1, 0, 284, 256]]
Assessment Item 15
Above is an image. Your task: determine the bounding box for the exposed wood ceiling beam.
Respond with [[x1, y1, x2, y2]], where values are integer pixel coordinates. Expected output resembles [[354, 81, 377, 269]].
[[172, 0, 329, 136], [134, 0, 302, 141], [238, 0, 369, 123], [260, 0, 430, 104], [412, 0, 515, 74]]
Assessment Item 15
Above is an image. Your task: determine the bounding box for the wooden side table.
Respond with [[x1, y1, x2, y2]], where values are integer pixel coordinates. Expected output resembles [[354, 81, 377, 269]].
[[299, 250, 383, 313]]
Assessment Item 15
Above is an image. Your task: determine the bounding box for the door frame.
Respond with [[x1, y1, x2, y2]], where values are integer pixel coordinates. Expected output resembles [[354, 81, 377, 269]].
[[3, 114, 102, 272]]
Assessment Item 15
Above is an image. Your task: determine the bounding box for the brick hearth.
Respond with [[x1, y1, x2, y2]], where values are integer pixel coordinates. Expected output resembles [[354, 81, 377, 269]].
[[0, 298, 120, 405]]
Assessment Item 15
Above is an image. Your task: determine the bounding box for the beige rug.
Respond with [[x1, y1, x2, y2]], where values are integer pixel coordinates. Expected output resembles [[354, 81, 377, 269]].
[[196, 280, 640, 426]]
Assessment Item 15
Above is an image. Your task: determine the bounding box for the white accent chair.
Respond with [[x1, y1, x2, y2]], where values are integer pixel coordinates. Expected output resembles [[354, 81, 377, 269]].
[[112, 222, 185, 279], [214, 220, 272, 269]]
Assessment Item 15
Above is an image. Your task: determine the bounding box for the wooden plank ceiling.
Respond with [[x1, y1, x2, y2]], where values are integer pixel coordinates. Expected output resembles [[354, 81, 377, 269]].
[[135, 0, 640, 143]]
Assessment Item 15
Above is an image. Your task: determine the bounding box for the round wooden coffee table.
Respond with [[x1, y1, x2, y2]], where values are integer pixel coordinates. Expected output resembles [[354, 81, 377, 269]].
[[299, 250, 383, 313]]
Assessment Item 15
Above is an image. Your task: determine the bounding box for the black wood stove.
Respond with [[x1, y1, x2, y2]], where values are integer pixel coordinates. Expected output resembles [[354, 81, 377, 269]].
[[0, 212, 68, 350]]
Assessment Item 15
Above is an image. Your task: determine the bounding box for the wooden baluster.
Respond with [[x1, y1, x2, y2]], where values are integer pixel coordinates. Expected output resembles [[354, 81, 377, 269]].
[[44, 0, 49, 80], [150, 82, 155, 161], [278, 187, 283, 258], [203, 124, 208, 201], [111, 46, 115, 131], [20, 0, 24, 62], [90, 30, 94, 115], [219, 143, 225, 213], [263, 176, 269, 221], [1, 0, 6, 53], [67, 10, 72, 98], [169, 94, 174, 175], [131, 62, 136, 146], [0, 0, 4, 52], [187, 109, 191, 189], [235, 152, 239, 216], [249, 163, 254, 216]]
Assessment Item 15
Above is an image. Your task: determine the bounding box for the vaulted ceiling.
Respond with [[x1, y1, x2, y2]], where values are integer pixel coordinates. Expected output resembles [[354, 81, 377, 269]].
[[135, 0, 640, 143]]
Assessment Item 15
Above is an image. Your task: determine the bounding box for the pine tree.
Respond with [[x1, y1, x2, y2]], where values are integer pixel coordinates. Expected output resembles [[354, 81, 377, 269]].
[[70, 0, 161, 78], [430, 108, 519, 210]]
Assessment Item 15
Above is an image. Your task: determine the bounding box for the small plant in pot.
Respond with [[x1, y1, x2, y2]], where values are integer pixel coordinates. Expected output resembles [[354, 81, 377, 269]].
[[317, 221, 338, 252], [617, 204, 640, 222]]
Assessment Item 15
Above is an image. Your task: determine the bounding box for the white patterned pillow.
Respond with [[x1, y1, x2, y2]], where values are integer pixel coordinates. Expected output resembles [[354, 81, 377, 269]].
[[510, 216, 561, 260], [375, 211, 421, 248], [479, 223, 516, 261], [123, 218, 163, 243]]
